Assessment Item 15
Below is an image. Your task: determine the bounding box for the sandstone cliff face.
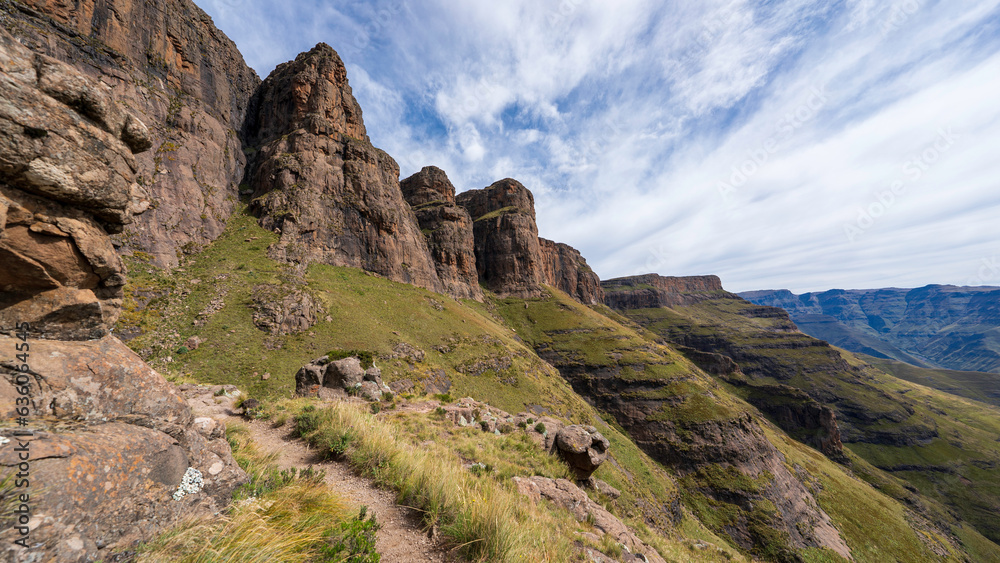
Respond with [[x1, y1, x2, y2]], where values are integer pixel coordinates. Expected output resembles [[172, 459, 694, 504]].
[[401, 166, 482, 301], [0, 29, 245, 560], [457, 178, 545, 298], [245, 44, 443, 293], [2, 0, 260, 266], [603, 274, 727, 309], [0, 26, 148, 339], [539, 238, 604, 305]]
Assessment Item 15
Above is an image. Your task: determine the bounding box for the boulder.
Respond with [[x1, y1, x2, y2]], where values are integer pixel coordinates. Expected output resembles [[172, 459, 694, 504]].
[[553, 425, 611, 481], [323, 357, 366, 389]]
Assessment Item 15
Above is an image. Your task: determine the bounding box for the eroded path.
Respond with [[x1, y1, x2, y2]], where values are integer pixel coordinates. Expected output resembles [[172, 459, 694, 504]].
[[183, 385, 460, 563]]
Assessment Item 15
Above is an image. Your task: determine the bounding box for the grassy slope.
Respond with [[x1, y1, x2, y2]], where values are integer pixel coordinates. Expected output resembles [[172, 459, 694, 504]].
[[119, 205, 743, 562], [493, 289, 964, 563], [620, 296, 1000, 555], [119, 205, 992, 561], [860, 354, 1000, 407]]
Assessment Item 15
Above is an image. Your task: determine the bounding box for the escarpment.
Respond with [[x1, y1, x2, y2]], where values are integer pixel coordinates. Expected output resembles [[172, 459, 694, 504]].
[[401, 166, 482, 300], [456, 178, 546, 298], [603, 274, 728, 309], [539, 238, 604, 305], [0, 28, 245, 561], [2, 0, 261, 267], [244, 43, 444, 293]]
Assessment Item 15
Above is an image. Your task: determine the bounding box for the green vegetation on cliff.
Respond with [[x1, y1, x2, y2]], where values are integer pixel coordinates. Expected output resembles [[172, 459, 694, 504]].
[[615, 291, 1000, 555]]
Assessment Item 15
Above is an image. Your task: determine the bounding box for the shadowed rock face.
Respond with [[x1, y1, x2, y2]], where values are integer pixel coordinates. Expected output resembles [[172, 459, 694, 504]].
[[401, 167, 483, 301], [0, 26, 245, 561], [539, 238, 604, 305], [457, 178, 545, 298], [245, 44, 443, 293], [3, 0, 261, 267], [0, 26, 149, 339]]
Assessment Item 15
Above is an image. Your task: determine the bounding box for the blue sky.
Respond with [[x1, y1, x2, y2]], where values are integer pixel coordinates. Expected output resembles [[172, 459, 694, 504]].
[[199, 0, 1000, 293]]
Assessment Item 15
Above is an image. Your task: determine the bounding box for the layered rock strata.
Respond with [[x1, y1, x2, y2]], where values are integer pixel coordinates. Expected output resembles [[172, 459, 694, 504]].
[[244, 44, 443, 293], [539, 238, 604, 304], [401, 166, 482, 300], [456, 178, 545, 298], [603, 274, 727, 309], [2, 0, 261, 266], [0, 30, 245, 561]]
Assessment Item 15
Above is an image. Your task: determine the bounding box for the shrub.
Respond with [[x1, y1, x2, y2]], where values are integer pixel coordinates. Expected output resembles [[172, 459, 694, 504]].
[[327, 349, 374, 369], [534, 422, 546, 434]]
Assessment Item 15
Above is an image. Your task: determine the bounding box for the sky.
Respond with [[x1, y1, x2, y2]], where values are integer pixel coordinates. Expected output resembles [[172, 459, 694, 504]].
[[198, 0, 1000, 293]]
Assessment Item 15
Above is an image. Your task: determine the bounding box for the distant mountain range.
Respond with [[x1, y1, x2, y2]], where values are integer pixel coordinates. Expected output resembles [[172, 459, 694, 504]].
[[740, 285, 1000, 373]]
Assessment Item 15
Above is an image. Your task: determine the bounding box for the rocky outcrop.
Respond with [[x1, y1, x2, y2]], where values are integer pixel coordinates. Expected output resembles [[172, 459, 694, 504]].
[[512, 476, 668, 563], [0, 26, 148, 339], [539, 239, 604, 305], [603, 274, 728, 309], [244, 44, 443, 293], [552, 425, 610, 481], [0, 29, 244, 561], [2, 0, 261, 266], [295, 355, 390, 401], [250, 283, 324, 335], [401, 166, 482, 301], [457, 178, 545, 298], [0, 338, 246, 562]]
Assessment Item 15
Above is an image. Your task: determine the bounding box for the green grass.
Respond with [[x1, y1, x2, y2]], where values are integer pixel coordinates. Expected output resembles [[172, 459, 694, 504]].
[[136, 423, 375, 563], [117, 205, 742, 561], [118, 205, 999, 562], [860, 354, 1000, 407], [618, 294, 1000, 553]]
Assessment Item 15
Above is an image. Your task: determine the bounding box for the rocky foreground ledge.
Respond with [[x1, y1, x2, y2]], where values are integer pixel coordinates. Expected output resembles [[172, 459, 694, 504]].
[[0, 26, 245, 561]]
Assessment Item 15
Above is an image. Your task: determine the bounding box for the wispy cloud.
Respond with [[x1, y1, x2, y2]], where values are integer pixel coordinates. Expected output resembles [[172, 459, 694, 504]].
[[200, 0, 1000, 293]]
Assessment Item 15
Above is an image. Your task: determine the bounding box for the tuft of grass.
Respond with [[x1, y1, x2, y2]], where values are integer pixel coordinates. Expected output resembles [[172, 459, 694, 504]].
[[139, 423, 377, 563], [291, 401, 584, 562]]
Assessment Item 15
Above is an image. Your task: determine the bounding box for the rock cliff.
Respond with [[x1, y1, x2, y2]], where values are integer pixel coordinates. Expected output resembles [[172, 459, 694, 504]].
[[457, 178, 545, 298], [603, 274, 727, 309], [2, 0, 261, 267], [401, 166, 482, 300], [244, 43, 443, 293], [539, 238, 604, 305], [0, 28, 244, 561]]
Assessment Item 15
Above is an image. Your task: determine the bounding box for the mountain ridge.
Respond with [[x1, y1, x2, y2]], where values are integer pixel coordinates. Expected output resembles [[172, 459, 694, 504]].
[[2, 0, 999, 561], [740, 285, 1000, 373]]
